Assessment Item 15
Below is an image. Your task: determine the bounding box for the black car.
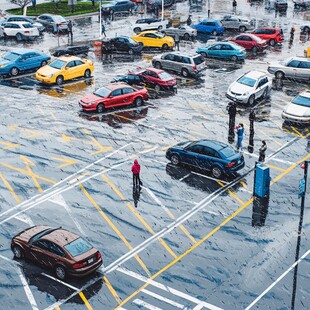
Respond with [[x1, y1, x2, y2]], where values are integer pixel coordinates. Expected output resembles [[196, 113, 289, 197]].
[[146, 0, 175, 11], [52, 45, 89, 57], [113, 74, 145, 85], [101, 36, 143, 54], [100, 0, 135, 15]]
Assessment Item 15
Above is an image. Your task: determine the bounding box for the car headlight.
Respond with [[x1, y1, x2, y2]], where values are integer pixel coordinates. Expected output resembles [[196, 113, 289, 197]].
[[87, 101, 95, 105], [47, 74, 54, 78], [0, 65, 7, 68], [242, 92, 249, 96]]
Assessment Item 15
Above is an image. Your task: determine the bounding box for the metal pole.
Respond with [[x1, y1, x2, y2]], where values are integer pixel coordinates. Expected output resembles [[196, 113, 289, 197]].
[[291, 161, 308, 310], [99, 0, 102, 38], [161, 0, 164, 21], [208, 0, 210, 18]]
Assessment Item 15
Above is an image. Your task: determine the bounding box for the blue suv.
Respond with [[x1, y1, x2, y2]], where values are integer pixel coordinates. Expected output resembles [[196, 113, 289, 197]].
[[166, 139, 245, 178], [191, 19, 225, 35]]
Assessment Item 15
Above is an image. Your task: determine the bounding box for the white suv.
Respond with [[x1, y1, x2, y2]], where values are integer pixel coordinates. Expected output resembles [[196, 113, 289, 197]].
[[133, 18, 167, 34], [1, 22, 39, 40]]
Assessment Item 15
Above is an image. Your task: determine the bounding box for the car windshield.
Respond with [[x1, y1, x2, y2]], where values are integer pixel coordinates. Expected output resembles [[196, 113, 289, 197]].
[[94, 86, 110, 97], [64, 237, 93, 257], [127, 38, 136, 44], [237, 76, 256, 87], [158, 72, 172, 80], [22, 23, 33, 28], [219, 146, 235, 158], [49, 59, 66, 69], [292, 95, 310, 107], [29, 227, 58, 244], [193, 55, 204, 65], [3, 52, 20, 61], [156, 32, 165, 38]]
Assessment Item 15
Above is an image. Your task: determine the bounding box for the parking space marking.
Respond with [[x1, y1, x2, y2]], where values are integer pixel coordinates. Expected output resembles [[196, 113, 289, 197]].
[[142, 289, 185, 309], [217, 181, 245, 205], [0, 141, 20, 149], [82, 128, 113, 155], [52, 156, 79, 168], [0, 172, 21, 203], [114, 152, 309, 309], [41, 273, 79, 291], [178, 173, 191, 181], [79, 183, 151, 277], [102, 175, 178, 259], [103, 275, 122, 304], [246, 249, 310, 310], [18, 268, 39, 310], [191, 171, 229, 184], [143, 186, 197, 244], [79, 292, 93, 310], [133, 299, 162, 309], [265, 164, 285, 172]]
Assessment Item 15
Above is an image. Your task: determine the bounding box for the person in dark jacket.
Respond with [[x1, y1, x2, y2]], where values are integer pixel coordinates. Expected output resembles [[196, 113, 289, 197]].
[[132, 159, 142, 188], [258, 140, 267, 162], [249, 108, 255, 134], [236, 123, 244, 150], [232, 0, 237, 13], [186, 15, 192, 26]]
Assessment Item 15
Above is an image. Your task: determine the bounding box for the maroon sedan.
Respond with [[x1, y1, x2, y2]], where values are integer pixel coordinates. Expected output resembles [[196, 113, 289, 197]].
[[79, 82, 149, 113], [228, 33, 268, 52], [11, 226, 102, 280], [129, 67, 177, 92]]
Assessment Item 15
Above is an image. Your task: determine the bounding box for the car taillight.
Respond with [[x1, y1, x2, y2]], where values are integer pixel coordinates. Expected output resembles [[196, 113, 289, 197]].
[[193, 65, 197, 71], [97, 252, 102, 259], [226, 162, 236, 168], [57, 24, 61, 27], [73, 261, 87, 269], [24, 31, 29, 34]]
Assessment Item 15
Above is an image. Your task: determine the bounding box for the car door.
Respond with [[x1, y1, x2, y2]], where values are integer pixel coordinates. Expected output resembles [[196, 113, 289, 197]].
[[142, 70, 157, 85], [106, 88, 124, 108], [199, 146, 220, 169], [29, 240, 53, 267], [255, 77, 268, 98], [297, 60, 310, 79], [182, 144, 204, 167], [286, 60, 300, 78], [65, 60, 77, 80], [221, 44, 233, 59], [74, 60, 86, 77], [122, 87, 136, 105], [113, 38, 124, 51], [161, 53, 175, 71], [208, 44, 222, 58]]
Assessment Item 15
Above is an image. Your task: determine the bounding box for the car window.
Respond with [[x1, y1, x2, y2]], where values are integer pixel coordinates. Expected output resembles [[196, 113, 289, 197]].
[[287, 60, 300, 68], [163, 54, 174, 61], [210, 44, 221, 50], [221, 44, 233, 50], [23, 23, 33, 29], [33, 240, 50, 251], [298, 61, 310, 69], [74, 60, 84, 66], [202, 147, 219, 157], [110, 89, 123, 97], [122, 88, 135, 94], [265, 29, 275, 34], [193, 55, 204, 65], [48, 242, 66, 257], [66, 61, 76, 68], [187, 144, 203, 153], [49, 59, 66, 69], [257, 77, 267, 87], [206, 22, 215, 26], [292, 94, 310, 107], [181, 56, 191, 64], [253, 29, 263, 34], [64, 237, 93, 257]]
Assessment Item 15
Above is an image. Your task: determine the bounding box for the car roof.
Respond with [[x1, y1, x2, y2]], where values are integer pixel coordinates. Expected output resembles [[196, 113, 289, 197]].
[[195, 139, 229, 150], [9, 48, 40, 55], [255, 27, 281, 30], [105, 82, 132, 90], [138, 30, 159, 34], [6, 21, 32, 25], [40, 14, 63, 17], [244, 70, 266, 79], [165, 51, 201, 57], [8, 15, 32, 19], [298, 91, 310, 98], [291, 56, 310, 61], [145, 67, 164, 74], [56, 55, 83, 61], [201, 19, 220, 22], [41, 228, 79, 246]]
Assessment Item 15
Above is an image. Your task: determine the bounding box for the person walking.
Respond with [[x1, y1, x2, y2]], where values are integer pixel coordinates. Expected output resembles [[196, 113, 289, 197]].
[[101, 22, 106, 38], [227, 102, 237, 143], [186, 15, 192, 26], [236, 123, 244, 150], [68, 20, 73, 45], [232, 0, 237, 14], [131, 159, 143, 189], [249, 108, 255, 134], [289, 26, 295, 44], [174, 33, 180, 51], [258, 140, 267, 162]]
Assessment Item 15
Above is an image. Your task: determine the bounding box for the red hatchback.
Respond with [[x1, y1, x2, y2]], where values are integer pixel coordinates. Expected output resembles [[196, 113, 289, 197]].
[[79, 83, 149, 113], [228, 33, 268, 52], [252, 28, 284, 46], [129, 67, 177, 92]]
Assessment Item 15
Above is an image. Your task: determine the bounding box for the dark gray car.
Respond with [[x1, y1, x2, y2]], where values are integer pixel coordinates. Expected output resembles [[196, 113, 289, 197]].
[[162, 25, 197, 40], [101, 0, 135, 15], [220, 15, 253, 32]]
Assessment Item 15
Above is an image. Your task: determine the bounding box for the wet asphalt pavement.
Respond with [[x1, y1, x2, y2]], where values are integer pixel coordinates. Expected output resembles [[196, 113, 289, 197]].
[[0, 0, 309, 309]]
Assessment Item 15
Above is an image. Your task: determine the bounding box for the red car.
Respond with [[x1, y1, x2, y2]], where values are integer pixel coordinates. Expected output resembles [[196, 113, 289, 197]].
[[129, 67, 177, 92], [79, 83, 149, 113], [251, 28, 284, 46], [228, 33, 268, 52]]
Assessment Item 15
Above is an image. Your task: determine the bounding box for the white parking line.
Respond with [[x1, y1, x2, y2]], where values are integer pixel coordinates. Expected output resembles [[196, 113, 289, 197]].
[[133, 299, 163, 310], [142, 289, 186, 309], [18, 268, 39, 310], [191, 171, 229, 184], [246, 249, 310, 310], [178, 173, 191, 181], [41, 273, 79, 291]]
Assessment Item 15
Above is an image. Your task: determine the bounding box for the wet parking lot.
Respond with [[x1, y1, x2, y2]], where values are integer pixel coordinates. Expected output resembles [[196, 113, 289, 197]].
[[0, 0, 309, 309]]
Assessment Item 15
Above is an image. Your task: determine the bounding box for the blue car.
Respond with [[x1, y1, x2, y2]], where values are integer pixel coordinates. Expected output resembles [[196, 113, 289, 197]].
[[166, 139, 245, 178], [196, 41, 246, 61], [0, 48, 50, 76], [191, 19, 225, 35]]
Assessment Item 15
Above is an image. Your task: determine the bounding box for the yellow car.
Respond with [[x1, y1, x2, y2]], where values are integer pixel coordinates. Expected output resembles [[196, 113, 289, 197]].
[[35, 55, 94, 85], [132, 30, 175, 50]]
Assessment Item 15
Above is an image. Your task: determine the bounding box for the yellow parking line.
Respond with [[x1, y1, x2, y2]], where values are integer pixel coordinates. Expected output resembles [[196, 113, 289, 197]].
[[79, 184, 151, 276], [190, 130, 209, 138], [103, 276, 122, 304], [55, 306, 61, 310], [266, 164, 285, 172], [115, 153, 310, 309], [240, 181, 248, 189], [0, 173, 21, 203], [291, 126, 303, 137], [79, 292, 93, 310], [217, 181, 244, 205], [102, 175, 177, 259]]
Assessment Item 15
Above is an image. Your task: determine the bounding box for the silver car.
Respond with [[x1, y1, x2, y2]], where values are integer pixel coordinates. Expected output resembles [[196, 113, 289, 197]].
[[162, 25, 197, 40], [36, 14, 68, 32], [5, 16, 45, 33], [220, 15, 253, 32], [268, 56, 310, 80], [152, 52, 206, 78]]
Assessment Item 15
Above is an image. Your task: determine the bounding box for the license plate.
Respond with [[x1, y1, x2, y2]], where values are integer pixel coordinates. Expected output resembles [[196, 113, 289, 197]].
[[88, 258, 94, 264]]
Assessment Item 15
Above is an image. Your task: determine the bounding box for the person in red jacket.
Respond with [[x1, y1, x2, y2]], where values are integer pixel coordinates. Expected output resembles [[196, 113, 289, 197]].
[[132, 159, 143, 189]]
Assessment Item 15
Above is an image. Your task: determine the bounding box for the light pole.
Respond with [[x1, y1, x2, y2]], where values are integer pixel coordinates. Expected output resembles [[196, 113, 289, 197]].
[[161, 0, 164, 21], [99, 0, 102, 38]]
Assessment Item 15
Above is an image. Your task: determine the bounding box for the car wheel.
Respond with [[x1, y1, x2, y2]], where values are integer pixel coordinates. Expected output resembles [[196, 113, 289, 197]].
[[56, 75, 64, 85], [10, 67, 19, 76], [171, 155, 180, 166], [181, 68, 189, 77], [248, 94, 255, 106], [200, 52, 207, 58], [275, 71, 284, 79], [269, 39, 276, 46], [211, 30, 217, 36], [12, 245, 24, 259], [40, 60, 47, 67], [295, 4, 301, 9], [134, 27, 141, 34], [211, 166, 223, 179], [155, 61, 162, 69], [304, 26, 310, 32], [183, 33, 190, 40], [154, 84, 160, 92], [128, 48, 134, 55], [239, 26, 246, 32], [55, 265, 66, 280], [16, 33, 23, 41], [162, 43, 169, 50], [134, 96, 143, 107], [97, 103, 105, 113], [252, 46, 258, 53], [231, 55, 238, 62], [84, 69, 91, 78]]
